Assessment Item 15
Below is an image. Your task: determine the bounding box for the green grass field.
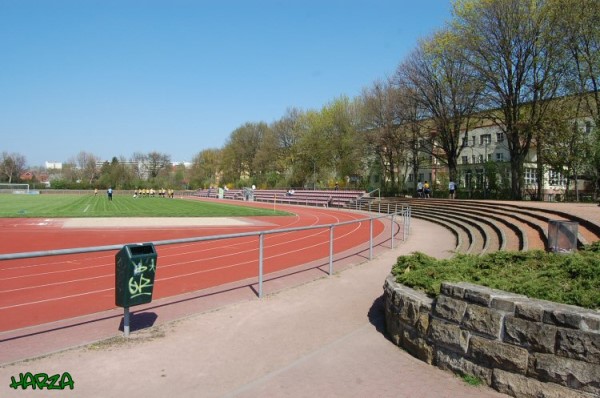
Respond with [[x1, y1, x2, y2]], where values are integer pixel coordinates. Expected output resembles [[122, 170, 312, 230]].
[[0, 194, 291, 218]]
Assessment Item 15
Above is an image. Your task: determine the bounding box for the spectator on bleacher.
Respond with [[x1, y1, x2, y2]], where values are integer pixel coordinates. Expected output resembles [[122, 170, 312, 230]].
[[334, 183, 339, 190], [449, 180, 456, 199], [417, 181, 424, 198], [424, 181, 431, 198], [328, 195, 333, 207]]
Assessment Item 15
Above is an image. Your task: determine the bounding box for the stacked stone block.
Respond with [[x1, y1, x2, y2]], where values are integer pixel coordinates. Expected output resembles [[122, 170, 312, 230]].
[[383, 276, 600, 398]]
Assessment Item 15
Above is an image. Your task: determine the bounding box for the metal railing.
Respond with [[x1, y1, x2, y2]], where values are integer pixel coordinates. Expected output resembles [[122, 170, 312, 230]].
[[353, 200, 411, 240], [1, 207, 411, 299]]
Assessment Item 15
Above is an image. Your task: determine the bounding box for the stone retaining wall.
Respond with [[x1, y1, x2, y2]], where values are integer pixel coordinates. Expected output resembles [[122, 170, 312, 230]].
[[383, 276, 600, 398]]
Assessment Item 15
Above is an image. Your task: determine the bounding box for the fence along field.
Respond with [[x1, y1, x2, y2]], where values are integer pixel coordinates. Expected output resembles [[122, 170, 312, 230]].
[[0, 193, 291, 218]]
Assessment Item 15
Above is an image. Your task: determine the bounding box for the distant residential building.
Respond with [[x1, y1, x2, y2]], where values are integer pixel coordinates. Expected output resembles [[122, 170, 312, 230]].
[[45, 161, 62, 170], [401, 115, 596, 200], [20, 171, 34, 181]]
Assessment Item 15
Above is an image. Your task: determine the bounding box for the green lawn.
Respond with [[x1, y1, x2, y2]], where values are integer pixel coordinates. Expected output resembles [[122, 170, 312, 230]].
[[0, 194, 291, 218]]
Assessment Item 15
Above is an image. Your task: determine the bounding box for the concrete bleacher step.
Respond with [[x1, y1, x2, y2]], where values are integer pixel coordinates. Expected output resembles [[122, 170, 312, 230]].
[[471, 201, 600, 247], [359, 198, 529, 254], [442, 200, 599, 250], [391, 198, 600, 252], [406, 213, 467, 253], [401, 199, 544, 251], [412, 209, 486, 254], [404, 200, 531, 251], [409, 207, 498, 254], [353, 199, 483, 254]]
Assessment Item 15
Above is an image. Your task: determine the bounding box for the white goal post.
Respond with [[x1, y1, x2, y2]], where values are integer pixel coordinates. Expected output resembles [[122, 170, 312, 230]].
[[0, 183, 30, 194]]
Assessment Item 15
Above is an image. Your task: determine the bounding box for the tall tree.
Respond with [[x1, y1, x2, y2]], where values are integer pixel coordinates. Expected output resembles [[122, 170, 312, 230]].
[[359, 79, 407, 192], [190, 148, 222, 188], [323, 97, 363, 183], [554, 0, 600, 120], [0, 152, 26, 183], [453, 0, 567, 199], [146, 151, 171, 179], [75, 151, 99, 185], [221, 122, 266, 185], [253, 125, 281, 187], [395, 29, 482, 183], [297, 97, 364, 188], [539, 98, 588, 200], [271, 108, 305, 186], [552, 0, 600, 195]]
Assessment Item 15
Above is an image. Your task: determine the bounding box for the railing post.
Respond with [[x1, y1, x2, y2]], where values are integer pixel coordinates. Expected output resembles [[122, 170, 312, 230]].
[[258, 232, 264, 298], [369, 217, 373, 260], [329, 225, 334, 276], [391, 213, 395, 249], [403, 205, 410, 240], [123, 307, 130, 337]]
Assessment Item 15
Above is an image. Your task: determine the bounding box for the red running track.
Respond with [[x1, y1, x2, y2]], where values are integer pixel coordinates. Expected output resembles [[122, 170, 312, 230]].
[[0, 202, 385, 332]]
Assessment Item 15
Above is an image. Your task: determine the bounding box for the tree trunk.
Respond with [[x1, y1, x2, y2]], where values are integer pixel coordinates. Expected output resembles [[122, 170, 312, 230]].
[[510, 155, 524, 200]]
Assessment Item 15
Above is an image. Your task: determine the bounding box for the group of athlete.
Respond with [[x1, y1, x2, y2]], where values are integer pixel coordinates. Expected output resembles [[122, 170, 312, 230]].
[[133, 188, 174, 198], [416, 181, 432, 198], [416, 180, 457, 199]]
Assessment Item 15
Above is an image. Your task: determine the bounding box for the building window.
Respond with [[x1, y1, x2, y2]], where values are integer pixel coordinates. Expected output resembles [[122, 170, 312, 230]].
[[480, 134, 491, 145], [408, 174, 414, 182], [471, 136, 476, 147], [476, 169, 484, 188], [487, 153, 492, 162], [462, 156, 468, 164], [549, 170, 566, 186], [472, 155, 477, 164], [462, 136, 468, 147], [419, 173, 424, 182], [496, 132, 504, 142], [524, 168, 537, 185], [496, 153, 504, 162], [465, 170, 473, 188], [478, 154, 484, 163]]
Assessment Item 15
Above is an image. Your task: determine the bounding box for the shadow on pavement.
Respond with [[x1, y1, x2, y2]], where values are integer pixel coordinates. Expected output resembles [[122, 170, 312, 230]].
[[118, 311, 158, 333]]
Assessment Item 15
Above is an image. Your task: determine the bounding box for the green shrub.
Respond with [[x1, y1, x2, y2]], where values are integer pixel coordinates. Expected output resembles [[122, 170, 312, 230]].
[[391, 245, 600, 310]]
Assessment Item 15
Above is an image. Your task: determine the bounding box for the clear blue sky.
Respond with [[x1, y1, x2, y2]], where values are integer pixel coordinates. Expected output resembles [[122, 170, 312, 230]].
[[1, 0, 452, 167]]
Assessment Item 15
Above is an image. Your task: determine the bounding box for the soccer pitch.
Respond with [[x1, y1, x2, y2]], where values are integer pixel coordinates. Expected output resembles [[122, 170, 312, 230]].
[[0, 194, 291, 218]]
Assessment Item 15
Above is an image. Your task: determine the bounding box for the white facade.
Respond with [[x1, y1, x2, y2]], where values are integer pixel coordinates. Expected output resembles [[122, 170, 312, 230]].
[[402, 117, 595, 199], [45, 161, 62, 170]]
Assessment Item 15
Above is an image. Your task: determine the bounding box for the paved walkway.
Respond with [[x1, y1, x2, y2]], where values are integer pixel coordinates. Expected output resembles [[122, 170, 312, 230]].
[[0, 219, 507, 397]]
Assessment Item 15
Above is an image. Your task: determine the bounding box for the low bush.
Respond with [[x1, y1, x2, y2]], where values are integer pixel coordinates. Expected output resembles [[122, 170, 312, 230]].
[[391, 243, 600, 310]]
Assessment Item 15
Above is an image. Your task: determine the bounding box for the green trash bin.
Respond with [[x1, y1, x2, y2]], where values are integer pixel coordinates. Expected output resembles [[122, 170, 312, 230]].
[[115, 243, 157, 308]]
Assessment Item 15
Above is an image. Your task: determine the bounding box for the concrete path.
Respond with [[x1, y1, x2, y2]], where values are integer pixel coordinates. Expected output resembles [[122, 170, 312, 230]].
[[0, 219, 507, 397]]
